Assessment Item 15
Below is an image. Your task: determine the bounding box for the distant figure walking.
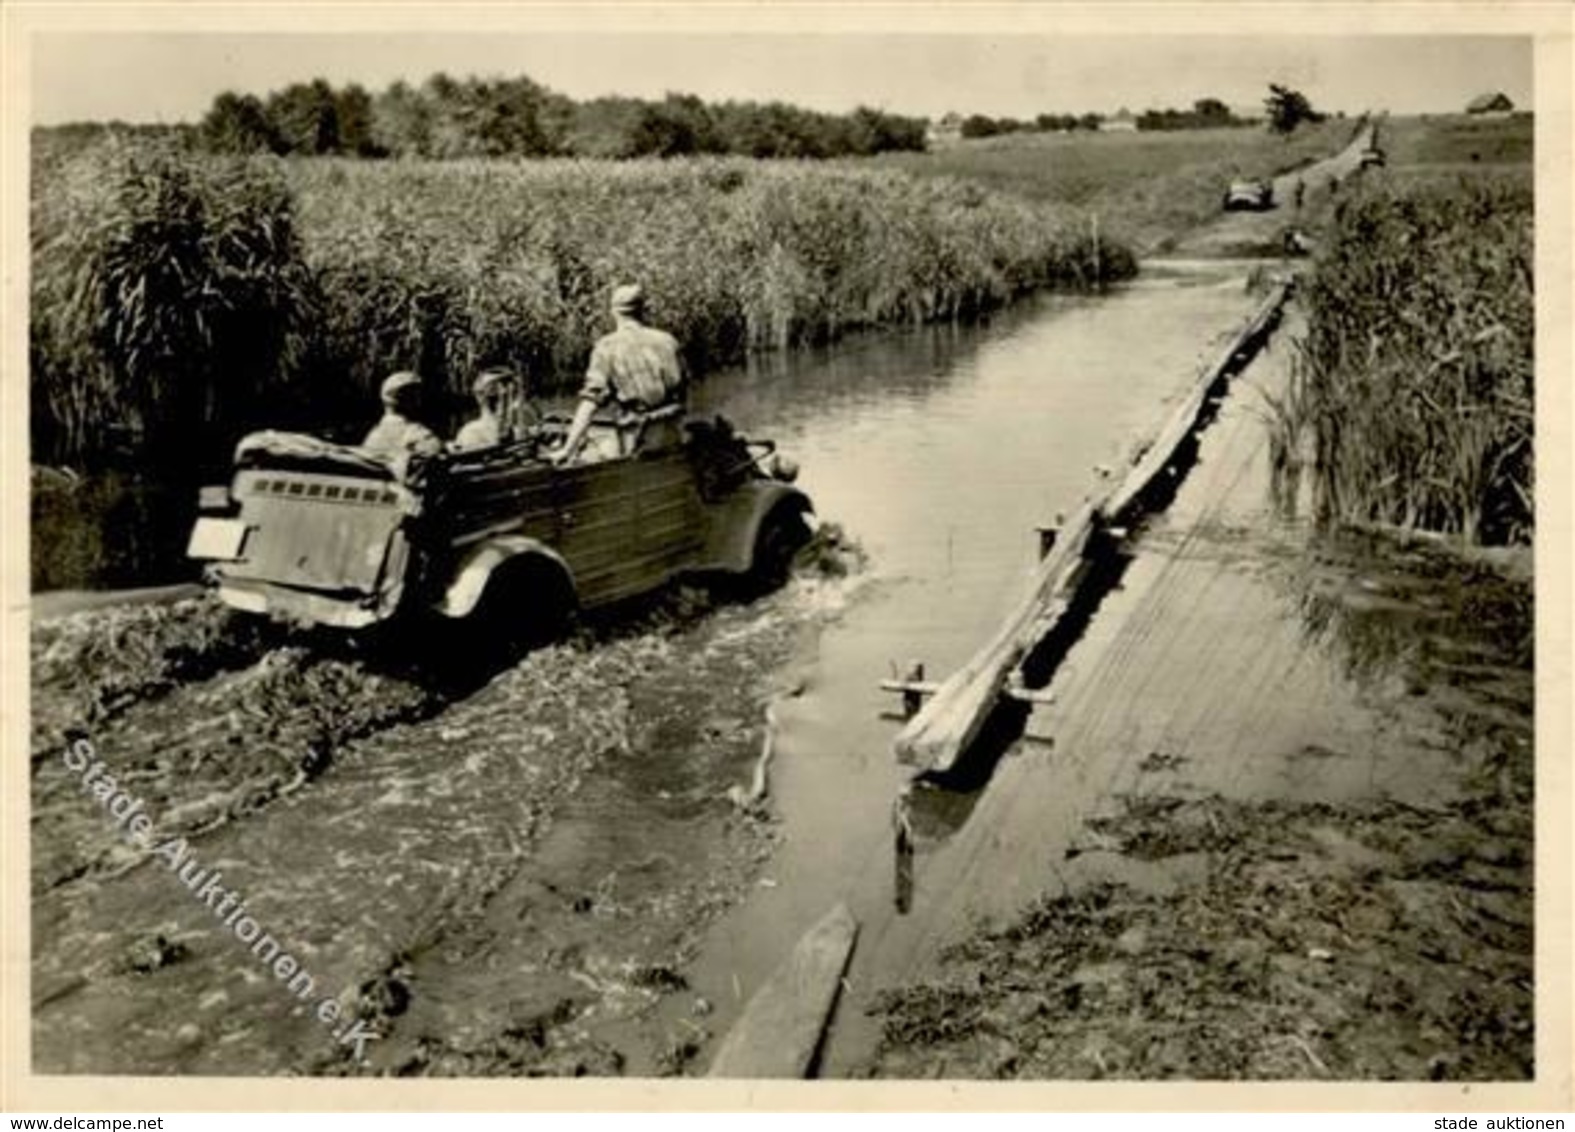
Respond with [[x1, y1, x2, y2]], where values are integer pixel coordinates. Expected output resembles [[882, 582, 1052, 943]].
[[1294, 178, 1307, 210], [550, 283, 687, 465]]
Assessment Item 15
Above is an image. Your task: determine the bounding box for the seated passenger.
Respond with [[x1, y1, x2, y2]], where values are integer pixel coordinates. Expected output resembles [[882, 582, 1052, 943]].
[[451, 368, 512, 453], [362, 371, 443, 467]]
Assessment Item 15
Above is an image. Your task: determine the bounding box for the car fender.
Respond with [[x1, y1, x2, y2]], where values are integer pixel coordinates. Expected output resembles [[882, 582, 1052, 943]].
[[435, 535, 576, 619], [701, 481, 813, 574]]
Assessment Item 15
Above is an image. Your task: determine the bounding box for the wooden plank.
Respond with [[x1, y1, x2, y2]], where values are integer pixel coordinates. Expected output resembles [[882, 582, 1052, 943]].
[[706, 903, 859, 1079], [893, 500, 1098, 774], [879, 678, 1059, 706], [1102, 283, 1288, 524]]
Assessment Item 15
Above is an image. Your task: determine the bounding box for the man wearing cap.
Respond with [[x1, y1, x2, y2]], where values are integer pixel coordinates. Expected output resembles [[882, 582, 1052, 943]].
[[452, 367, 516, 452], [550, 283, 687, 465], [362, 371, 443, 465]]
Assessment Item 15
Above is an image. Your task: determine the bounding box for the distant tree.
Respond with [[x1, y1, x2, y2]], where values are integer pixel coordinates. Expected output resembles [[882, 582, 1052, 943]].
[[627, 92, 723, 157], [267, 79, 341, 154], [960, 114, 1026, 139], [1265, 83, 1324, 135], [334, 83, 383, 157], [420, 72, 473, 158], [199, 91, 281, 154], [371, 80, 432, 157], [472, 76, 573, 157], [845, 105, 925, 155], [565, 96, 646, 157], [1192, 97, 1232, 126]]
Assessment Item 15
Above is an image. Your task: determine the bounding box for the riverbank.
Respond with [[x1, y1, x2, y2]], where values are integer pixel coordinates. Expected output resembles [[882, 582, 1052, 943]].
[[852, 305, 1536, 1080]]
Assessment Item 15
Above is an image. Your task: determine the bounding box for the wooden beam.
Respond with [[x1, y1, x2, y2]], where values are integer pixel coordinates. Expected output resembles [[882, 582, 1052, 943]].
[[706, 903, 859, 1079], [879, 678, 1057, 706], [1102, 283, 1289, 525], [893, 499, 1097, 773]]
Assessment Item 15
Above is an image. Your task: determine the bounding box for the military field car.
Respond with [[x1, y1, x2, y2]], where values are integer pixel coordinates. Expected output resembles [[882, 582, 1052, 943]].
[[187, 409, 812, 647], [1223, 178, 1275, 211]]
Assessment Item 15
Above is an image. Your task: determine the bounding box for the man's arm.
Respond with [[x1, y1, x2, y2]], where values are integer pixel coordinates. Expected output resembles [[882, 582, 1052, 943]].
[[553, 397, 599, 465], [551, 344, 613, 464]]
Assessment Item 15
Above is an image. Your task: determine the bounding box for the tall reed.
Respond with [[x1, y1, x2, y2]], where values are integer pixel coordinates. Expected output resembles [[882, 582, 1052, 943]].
[[1285, 178, 1532, 545], [30, 137, 311, 473], [31, 140, 1137, 471]]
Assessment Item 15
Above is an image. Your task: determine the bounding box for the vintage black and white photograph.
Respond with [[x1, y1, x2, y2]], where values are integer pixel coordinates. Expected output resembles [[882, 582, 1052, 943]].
[[10, 9, 1565, 1101]]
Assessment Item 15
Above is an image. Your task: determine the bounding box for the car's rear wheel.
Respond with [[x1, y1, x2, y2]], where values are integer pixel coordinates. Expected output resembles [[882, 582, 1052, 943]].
[[462, 556, 576, 667]]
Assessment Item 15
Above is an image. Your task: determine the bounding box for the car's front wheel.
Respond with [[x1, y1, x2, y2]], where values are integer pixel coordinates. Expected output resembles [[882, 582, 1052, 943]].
[[747, 504, 812, 594]]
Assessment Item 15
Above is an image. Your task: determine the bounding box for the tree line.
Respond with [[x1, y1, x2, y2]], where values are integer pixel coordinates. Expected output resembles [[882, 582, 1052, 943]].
[[956, 97, 1260, 139], [194, 74, 928, 160]]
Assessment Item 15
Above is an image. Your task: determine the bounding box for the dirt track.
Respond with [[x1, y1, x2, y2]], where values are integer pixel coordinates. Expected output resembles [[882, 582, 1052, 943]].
[[29, 544, 862, 1076], [1165, 123, 1375, 258]]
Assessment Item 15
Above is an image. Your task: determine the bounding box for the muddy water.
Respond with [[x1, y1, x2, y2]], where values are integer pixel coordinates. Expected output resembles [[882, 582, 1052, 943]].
[[656, 262, 1273, 1074], [30, 261, 1273, 1076]]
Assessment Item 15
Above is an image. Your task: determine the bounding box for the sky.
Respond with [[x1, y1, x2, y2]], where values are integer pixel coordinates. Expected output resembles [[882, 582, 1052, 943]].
[[30, 32, 1534, 125]]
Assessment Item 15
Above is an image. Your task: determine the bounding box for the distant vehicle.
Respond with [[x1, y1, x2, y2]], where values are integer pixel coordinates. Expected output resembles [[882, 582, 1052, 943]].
[[1358, 148, 1386, 168], [187, 409, 813, 649], [1223, 178, 1275, 211]]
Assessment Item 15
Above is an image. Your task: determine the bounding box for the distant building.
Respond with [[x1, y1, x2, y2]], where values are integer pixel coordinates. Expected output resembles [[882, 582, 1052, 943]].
[[927, 113, 964, 146], [1466, 92, 1515, 116], [1101, 108, 1138, 132]]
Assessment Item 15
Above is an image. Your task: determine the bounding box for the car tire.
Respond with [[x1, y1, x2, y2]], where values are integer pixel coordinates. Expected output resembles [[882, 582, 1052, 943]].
[[747, 503, 812, 595], [463, 556, 576, 666]]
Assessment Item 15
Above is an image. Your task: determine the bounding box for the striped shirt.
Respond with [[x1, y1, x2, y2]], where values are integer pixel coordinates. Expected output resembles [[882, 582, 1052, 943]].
[[581, 322, 686, 412]]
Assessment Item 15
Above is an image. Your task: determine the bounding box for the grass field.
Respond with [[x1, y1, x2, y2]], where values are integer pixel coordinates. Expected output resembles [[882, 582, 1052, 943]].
[[1277, 113, 1533, 546], [870, 119, 1356, 252]]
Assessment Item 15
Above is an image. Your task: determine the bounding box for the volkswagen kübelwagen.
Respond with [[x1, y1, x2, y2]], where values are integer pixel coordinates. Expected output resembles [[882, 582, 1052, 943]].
[[186, 409, 812, 645]]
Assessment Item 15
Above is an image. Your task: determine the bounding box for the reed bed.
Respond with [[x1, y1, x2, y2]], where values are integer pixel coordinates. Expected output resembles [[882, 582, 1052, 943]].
[[285, 157, 1132, 421], [1282, 178, 1533, 545], [30, 138, 1135, 473], [30, 138, 311, 472]]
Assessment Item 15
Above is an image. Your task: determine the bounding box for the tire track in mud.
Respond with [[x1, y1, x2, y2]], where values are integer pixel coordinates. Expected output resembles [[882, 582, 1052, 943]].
[[31, 550, 865, 1075], [31, 603, 448, 895]]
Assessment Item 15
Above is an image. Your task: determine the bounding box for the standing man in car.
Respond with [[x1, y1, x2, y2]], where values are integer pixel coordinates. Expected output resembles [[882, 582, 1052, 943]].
[[549, 283, 687, 465]]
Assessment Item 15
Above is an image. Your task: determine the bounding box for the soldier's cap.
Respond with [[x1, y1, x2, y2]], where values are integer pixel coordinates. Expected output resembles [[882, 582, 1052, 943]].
[[610, 283, 645, 315], [380, 371, 422, 404], [473, 368, 515, 396]]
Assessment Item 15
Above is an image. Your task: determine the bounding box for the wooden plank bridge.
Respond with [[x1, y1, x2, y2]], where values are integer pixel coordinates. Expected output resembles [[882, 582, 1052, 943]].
[[886, 279, 1293, 777]]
